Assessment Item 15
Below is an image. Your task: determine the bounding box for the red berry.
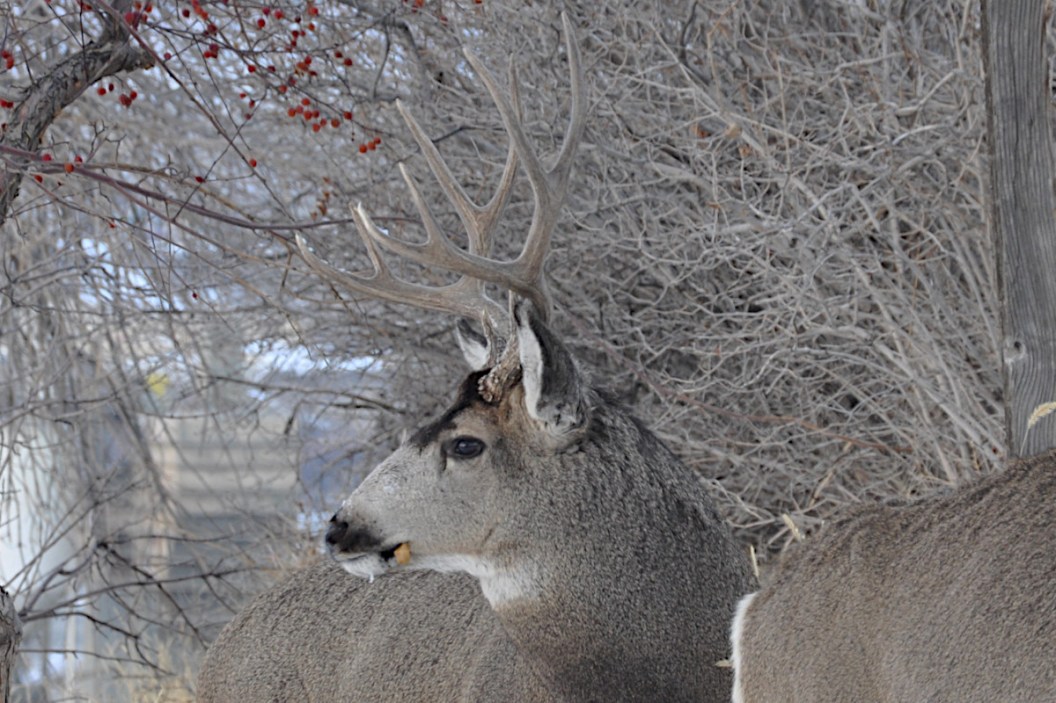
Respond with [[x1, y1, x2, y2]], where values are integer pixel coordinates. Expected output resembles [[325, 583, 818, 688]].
[[249, 159, 257, 168], [257, 18, 266, 28], [41, 154, 52, 162], [64, 163, 75, 173], [358, 144, 368, 154]]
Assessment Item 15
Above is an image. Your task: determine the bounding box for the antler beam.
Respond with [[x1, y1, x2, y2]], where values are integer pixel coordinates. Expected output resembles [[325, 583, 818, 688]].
[[296, 13, 585, 332]]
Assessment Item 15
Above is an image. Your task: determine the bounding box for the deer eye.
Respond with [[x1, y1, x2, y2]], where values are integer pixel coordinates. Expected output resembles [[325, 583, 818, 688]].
[[444, 436, 486, 460]]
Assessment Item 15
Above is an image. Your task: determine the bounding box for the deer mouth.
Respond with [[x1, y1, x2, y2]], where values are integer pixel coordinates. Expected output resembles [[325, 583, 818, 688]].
[[379, 542, 412, 566], [330, 542, 411, 581]]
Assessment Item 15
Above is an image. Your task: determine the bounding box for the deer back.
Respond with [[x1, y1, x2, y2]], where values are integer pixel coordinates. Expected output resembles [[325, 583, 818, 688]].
[[196, 561, 552, 702], [732, 450, 1056, 703]]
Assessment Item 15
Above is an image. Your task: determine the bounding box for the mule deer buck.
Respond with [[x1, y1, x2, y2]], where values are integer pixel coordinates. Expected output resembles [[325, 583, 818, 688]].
[[196, 16, 756, 702], [731, 448, 1056, 702]]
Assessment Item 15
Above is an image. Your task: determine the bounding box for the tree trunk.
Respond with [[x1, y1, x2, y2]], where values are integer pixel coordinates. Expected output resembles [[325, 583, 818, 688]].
[[0, 4, 153, 693], [0, 587, 21, 703], [982, 0, 1056, 457]]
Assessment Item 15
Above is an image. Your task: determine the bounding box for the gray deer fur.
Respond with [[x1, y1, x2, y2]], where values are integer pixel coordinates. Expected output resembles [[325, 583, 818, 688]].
[[197, 303, 757, 702], [731, 449, 1056, 702]]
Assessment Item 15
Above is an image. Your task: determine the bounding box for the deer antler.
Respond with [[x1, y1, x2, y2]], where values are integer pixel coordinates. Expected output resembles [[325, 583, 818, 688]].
[[296, 13, 585, 350]]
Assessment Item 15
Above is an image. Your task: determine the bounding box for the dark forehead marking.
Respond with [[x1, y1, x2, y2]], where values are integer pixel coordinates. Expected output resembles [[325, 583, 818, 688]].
[[408, 370, 491, 449]]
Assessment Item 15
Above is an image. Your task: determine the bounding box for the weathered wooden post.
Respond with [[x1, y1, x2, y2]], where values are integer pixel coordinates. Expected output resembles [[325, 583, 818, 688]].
[[982, 0, 1056, 456]]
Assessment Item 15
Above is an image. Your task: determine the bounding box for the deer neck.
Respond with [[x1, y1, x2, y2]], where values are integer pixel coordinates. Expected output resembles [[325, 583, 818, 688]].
[[478, 418, 756, 701]]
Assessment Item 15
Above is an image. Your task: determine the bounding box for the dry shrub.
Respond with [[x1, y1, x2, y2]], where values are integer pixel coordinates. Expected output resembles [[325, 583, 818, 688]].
[[1, 1, 1013, 695], [345, 1, 999, 559]]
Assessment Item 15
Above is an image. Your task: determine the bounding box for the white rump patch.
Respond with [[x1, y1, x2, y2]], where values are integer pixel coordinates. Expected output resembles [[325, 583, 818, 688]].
[[730, 591, 757, 703]]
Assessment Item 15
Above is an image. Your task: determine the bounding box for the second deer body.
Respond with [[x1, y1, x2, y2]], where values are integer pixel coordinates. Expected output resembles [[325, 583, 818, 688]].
[[731, 450, 1056, 702]]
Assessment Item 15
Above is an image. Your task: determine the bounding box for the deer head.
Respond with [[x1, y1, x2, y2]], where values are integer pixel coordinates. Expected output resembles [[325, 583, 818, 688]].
[[299, 14, 588, 595]]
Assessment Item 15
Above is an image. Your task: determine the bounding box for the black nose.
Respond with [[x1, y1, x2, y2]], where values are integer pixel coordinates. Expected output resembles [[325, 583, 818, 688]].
[[325, 515, 349, 548]]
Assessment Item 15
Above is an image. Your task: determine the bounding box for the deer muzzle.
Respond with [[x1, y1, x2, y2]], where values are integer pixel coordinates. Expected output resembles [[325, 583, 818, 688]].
[[325, 513, 409, 579]]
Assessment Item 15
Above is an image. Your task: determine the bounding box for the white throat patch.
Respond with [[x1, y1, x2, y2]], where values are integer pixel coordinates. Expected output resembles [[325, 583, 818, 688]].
[[413, 555, 540, 606]]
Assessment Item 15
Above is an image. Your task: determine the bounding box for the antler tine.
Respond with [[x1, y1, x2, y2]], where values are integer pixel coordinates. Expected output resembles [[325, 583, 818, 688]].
[[294, 207, 506, 324], [361, 71, 527, 316], [395, 80, 521, 258], [459, 12, 586, 320]]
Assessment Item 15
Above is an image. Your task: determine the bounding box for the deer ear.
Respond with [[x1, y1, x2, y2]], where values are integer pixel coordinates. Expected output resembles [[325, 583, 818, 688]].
[[456, 319, 492, 371], [513, 300, 588, 438]]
